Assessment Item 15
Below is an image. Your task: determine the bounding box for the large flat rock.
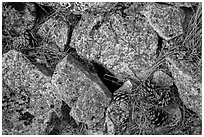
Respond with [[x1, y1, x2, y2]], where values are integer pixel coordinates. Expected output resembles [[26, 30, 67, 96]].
[[70, 10, 158, 80]]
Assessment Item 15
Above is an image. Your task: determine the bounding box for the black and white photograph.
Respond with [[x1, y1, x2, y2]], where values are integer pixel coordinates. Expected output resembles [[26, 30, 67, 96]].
[[2, 2, 202, 135]]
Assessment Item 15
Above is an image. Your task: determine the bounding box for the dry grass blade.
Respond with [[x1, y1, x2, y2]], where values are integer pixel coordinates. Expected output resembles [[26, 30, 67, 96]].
[[183, 3, 202, 64], [177, 3, 201, 50]]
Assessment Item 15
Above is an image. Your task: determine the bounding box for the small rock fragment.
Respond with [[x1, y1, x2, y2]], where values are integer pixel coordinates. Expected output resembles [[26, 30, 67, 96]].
[[152, 70, 174, 87]]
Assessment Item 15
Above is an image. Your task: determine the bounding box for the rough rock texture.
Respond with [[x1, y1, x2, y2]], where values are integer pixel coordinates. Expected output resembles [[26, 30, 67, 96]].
[[51, 55, 111, 128], [141, 3, 184, 41], [2, 50, 62, 134], [167, 2, 198, 8], [70, 86, 110, 128], [166, 57, 202, 118], [2, 2, 202, 135], [36, 14, 69, 52], [71, 2, 114, 14], [70, 7, 158, 80], [2, 50, 51, 92], [51, 55, 90, 108], [51, 55, 111, 108]]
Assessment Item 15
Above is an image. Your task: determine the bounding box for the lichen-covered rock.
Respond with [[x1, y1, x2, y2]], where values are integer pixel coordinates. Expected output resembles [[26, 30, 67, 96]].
[[70, 10, 158, 80], [2, 50, 62, 135], [141, 3, 183, 41], [166, 57, 202, 118], [51, 55, 111, 127]]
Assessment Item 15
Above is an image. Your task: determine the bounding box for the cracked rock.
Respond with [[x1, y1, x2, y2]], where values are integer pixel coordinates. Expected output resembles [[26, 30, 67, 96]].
[[51, 55, 111, 128], [71, 10, 158, 80]]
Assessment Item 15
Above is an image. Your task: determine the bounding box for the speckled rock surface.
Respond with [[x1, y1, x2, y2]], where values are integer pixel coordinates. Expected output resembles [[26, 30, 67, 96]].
[[2, 50, 62, 134], [2, 50, 51, 92], [2, 2, 202, 135], [167, 2, 198, 8], [51, 55, 111, 128], [166, 57, 202, 118], [36, 14, 69, 52], [70, 8, 158, 80], [70, 85, 110, 128], [141, 3, 184, 41], [51, 55, 111, 108], [71, 2, 115, 14], [51, 55, 88, 108]]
